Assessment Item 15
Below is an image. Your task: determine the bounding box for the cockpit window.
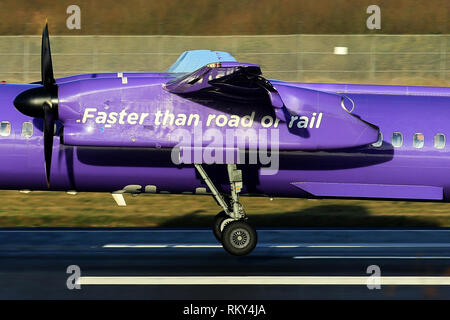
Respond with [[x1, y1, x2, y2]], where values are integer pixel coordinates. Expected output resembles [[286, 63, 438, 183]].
[[392, 132, 403, 147], [434, 133, 445, 149], [22, 121, 33, 138], [0, 121, 11, 137], [372, 132, 383, 147], [166, 72, 192, 85], [413, 133, 425, 149]]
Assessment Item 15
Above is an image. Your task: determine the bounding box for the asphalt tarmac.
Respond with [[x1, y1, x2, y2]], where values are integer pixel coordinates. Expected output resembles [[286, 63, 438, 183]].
[[0, 228, 448, 299]]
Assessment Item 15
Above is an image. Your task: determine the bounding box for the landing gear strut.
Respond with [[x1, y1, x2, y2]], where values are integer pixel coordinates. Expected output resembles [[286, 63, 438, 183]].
[[195, 164, 257, 256]]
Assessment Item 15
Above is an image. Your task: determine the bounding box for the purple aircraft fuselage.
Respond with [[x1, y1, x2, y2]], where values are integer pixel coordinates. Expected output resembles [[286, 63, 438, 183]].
[[2, 61, 450, 202]]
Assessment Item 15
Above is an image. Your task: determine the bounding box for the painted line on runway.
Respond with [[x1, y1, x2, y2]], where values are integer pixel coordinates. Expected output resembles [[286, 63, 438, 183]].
[[103, 244, 222, 248], [172, 245, 223, 248], [304, 243, 450, 248], [103, 244, 170, 248], [102, 243, 450, 249], [1, 229, 449, 233], [269, 245, 301, 248], [305, 245, 366, 248], [271, 244, 450, 248], [293, 256, 450, 259], [77, 276, 450, 286]]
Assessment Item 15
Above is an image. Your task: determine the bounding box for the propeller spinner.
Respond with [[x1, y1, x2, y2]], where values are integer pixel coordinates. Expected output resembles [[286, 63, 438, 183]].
[[13, 23, 58, 187]]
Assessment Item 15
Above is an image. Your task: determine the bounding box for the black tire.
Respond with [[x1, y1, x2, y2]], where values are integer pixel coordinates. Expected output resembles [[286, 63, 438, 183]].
[[212, 211, 229, 242], [221, 220, 257, 256]]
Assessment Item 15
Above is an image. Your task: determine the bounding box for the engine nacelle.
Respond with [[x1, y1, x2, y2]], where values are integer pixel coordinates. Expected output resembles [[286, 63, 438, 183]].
[[58, 77, 379, 152]]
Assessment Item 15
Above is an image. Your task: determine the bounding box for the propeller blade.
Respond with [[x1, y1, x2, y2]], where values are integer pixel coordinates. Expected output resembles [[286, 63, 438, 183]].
[[41, 23, 55, 89], [43, 102, 55, 187], [13, 22, 59, 188]]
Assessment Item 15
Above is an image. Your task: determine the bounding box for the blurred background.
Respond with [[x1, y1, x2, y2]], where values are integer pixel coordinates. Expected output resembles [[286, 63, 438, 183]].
[[0, 0, 449, 227], [0, 0, 448, 86]]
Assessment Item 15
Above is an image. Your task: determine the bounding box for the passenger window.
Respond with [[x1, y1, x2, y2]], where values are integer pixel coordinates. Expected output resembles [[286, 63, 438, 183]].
[[434, 133, 445, 149], [392, 132, 403, 147], [372, 132, 383, 147], [413, 133, 424, 149], [0, 121, 11, 137], [22, 121, 33, 138]]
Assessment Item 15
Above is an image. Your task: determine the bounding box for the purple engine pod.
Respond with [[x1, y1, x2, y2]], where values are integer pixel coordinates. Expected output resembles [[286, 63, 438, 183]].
[[57, 65, 379, 151], [274, 84, 379, 150]]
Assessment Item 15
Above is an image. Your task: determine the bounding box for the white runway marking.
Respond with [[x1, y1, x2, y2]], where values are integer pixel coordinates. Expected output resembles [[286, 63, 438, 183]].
[[172, 245, 223, 248], [305, 245, 365, 248], [293, 256, 450, 260], [103, 244, 169, 248], [0, 229, 449, 233], [304, 243, 450, 248], [102, 243, 450, 249], [0, 230, 211, 233], [269, 245, 301, 248], [103, 244, 222, 248], [77, 276, 450, 286]]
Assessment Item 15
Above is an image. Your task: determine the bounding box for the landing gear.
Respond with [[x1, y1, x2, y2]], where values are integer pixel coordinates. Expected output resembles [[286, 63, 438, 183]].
[[195, 164, 257, 256]]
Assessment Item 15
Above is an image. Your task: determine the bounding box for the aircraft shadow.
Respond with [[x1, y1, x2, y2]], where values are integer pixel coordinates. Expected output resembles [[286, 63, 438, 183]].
[[75, 143, 394, 171], [159, 204, 440, 228], [74, 144, 395, 194]]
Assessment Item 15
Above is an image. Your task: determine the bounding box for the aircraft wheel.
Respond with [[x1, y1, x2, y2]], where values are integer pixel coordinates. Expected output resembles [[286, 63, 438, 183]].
[[212, 211, 234, 242], [221, 220, 257, 256]]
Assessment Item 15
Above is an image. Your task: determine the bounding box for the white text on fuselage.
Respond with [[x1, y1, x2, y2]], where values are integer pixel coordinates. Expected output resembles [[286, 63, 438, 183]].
[[80, 108, 324, 129]]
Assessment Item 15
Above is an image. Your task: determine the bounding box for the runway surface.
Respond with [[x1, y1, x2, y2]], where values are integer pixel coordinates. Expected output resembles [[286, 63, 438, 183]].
[[0, 228, 448, 299]]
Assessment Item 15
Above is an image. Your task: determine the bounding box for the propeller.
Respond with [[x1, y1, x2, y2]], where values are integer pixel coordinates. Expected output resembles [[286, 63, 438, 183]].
[[14, 23, 58, 187]]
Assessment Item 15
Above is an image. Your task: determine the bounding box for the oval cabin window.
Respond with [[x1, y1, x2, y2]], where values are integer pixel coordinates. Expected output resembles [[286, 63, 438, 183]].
[[0, 121, 11, 137], [434, 133, 445, 149], [413, 133, 425, 149], [392, 132, 403, 148], [22, 121, 33, 138]]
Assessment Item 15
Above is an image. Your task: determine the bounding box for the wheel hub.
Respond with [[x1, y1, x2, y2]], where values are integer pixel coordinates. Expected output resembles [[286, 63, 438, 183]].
[[230, 228, 250, 248]]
